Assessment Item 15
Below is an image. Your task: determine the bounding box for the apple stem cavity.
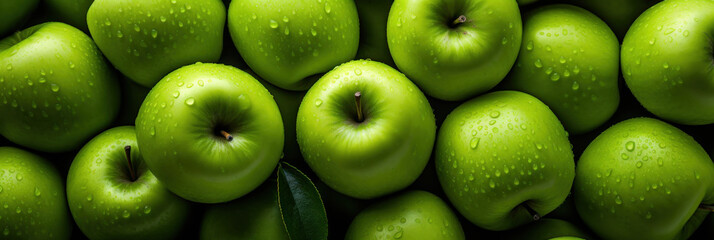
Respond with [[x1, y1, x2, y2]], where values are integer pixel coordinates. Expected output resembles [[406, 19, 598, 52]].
[[355, 92, 364, 122], [450, 15, 468, 28], [699, 204, 714, 212], [220, 130, 234, 141], [124, 145, 137, 181], [522, 203, 541, 221]]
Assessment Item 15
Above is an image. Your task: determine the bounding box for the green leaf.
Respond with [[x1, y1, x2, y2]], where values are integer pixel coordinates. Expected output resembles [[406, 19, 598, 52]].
[[277, 162, 328, 240]]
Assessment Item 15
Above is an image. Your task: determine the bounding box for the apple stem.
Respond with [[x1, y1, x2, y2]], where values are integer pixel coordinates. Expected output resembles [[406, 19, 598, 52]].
[[124, 145, 137, 181], [220, 130, 234, 141], [451, 15, 468, 27], [355, 92, 364, 122], [522, 203, 541, 221], [699, 204, 714, 212]]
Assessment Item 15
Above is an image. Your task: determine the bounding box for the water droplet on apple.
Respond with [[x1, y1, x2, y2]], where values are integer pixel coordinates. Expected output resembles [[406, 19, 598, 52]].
[[172, 91, 180, 98], [550, 73, 560, 81], [144, 206, 151, 214], [534, 59, 542, 68], [270, 20, 279, 28], [149, 126, 156, 136], [636, 161, 643, 168], [160, 16, 167, 22], [354, 69, 362, 75], [469, 137, 480, 149], [324, 3, 331, 13], [34, 187, 41, 197], [122, 210, 131, 218], [104, 19, 111, 26], [489, 111, 500, 118], [314, 99, 322, 107], [488, 180, 495, 188], [625, 141, 635, 151], [15, 174, 22, 181], [50, 84, 60, 92], [621, 153, 629, 160], [284, 26, 290, 35], [311, 28, 317, 36], [571, 81, 579, 90], [526, 41, 534, 51], [86, 194, 93, 202], [614, 195, 622, 204], [151, 29, 158, 38], [184, 98, 195, 106]]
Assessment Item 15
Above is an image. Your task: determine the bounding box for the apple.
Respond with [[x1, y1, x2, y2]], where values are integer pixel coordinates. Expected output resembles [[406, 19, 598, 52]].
[[87, 0, 225, 87], [0, 147, 71, 239], [504, 218, 592, 240], [67, 126, 190, 239], [136, 63, 284, 203], [355, 0, 394, 66], [296, 60, 435, 199], [345, 190, 464, 239], [227, 0, 359, 90], [0, 22, 120, 152], [200, 182, 288, 240], [45, 0, 94, 31], [387, 0, 522, 101], [0, 0, 39, 36], [569, 0, 660, 40], [621, 0, 714, 125], [504, 4, 620, 134], [436, 91, 575, 231], [574, 117, 714, 240]]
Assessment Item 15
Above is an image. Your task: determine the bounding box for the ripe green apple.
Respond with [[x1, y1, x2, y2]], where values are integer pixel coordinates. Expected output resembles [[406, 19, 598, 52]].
[[387, 0, 522, 101], [67, 126, 190, 239], [0, 0, 39, 36], [621, 0, 714, 125], [504, 4, 620, 134], [504, 218, 592, 240], [45, 0, 94, 31], [345, 190, 464, 240], [570, 0, 660, 40], [227, 0, 359, 90], [0, 22, 120, 152], [355, 0, 394, 66], [436, 91, 574, 231], [200, 182, 288, 240], [136, 63, 283, 203], [296, 60, 436, 199], [87, 0, 225, 87], [574, 118, 714, 240], [0, 147, 71, 239]]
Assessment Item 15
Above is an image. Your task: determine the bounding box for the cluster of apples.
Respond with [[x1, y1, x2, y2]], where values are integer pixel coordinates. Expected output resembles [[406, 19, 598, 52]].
[[1, 0, 713, 239]]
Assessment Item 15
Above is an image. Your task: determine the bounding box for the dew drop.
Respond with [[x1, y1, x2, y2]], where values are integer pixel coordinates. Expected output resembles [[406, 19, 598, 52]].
[[51, 84, 60, 92], [269, 20, 279, 28], [185, 97, 195, 106], [122, 210, 131, 218], [34, 187, 41, 197], [470, 137, 480, 149], [626, 141, 635, 151], [315, 99, 323, 107]]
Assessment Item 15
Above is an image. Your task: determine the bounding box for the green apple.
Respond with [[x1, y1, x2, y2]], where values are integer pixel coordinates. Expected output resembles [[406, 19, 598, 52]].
[[355, 0, 394, 66], [504, 218, 592, 240], [200, 182, 288, 240], [67, 126, 190, 239], [436, 91, 574, 231], [387, 0, 522, 101], [227, 0, 359, 90], [136, 63, 283, 203], [570, 0, 660, 40], [296, 60, 435, 199], [504, 4, 620, 134], [0, 22, 120, 152], [621, 0, 714, 125], [45, 0, 93, 31], [345, 190, 464, 240], [87, 0, 225, 87], [0, 147, 71, 239], [0, 0, 39, 36], [575, 117, 714, 240]]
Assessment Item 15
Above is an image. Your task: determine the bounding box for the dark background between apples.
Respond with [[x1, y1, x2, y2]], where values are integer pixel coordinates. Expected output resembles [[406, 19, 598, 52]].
[[2, 0, 713, 239]]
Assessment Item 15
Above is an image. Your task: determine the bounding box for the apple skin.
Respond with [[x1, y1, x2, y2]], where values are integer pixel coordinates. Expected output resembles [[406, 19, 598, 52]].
[[0, 22, 120, 153], [200, 182, 289, 240], [345, 190, 464, 240], [621, 0, 714, 125], [227, 0, 359, 91], [67, 126, 190, 240], [504, 218, 592, 240], [296, 60, 436, 199], [436, 91, 574, 231], [0, 147, 71, 239], [504, 4, 619, 135], [569, 0, 660, 40], [87, 0, 225, 87], [136, 63, 284, 203], [45, 0, 93, 31], [574, 118, 714, 240], [0, 0, 39, 36], [355, 0, 394, 66], [387, 0, 522, 101]]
